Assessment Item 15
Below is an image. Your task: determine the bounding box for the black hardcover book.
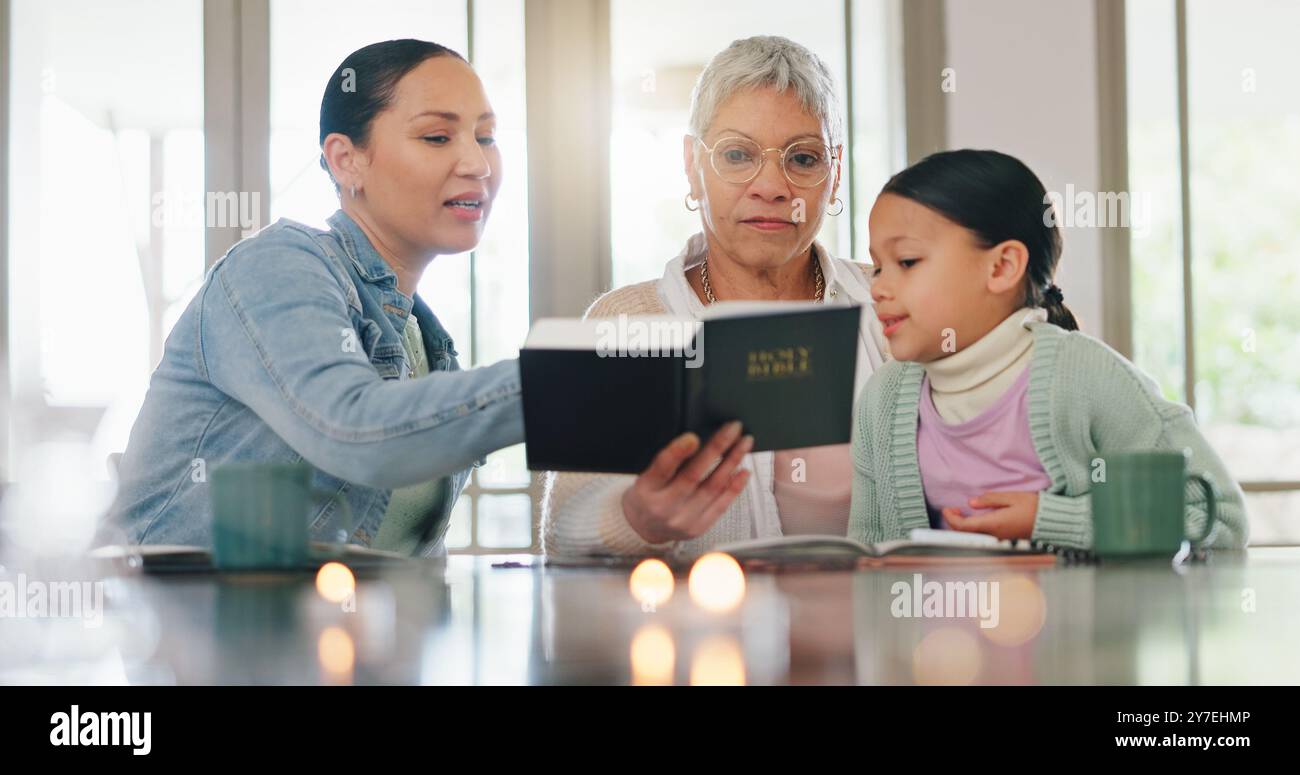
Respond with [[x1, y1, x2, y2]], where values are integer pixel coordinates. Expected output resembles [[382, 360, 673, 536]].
[[521, 303, 861, 473]]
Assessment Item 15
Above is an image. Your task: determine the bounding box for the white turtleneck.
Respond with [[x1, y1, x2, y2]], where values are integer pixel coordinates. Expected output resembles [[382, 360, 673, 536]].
[[922, 307, 1048, 424]]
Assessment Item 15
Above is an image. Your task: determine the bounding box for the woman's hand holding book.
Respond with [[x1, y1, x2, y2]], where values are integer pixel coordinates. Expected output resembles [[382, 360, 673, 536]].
[[621, 421, 754, 544]]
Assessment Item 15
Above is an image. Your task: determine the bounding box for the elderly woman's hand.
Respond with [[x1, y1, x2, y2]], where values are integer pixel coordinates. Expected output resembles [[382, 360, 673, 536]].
[[621, 421, 754, 544]]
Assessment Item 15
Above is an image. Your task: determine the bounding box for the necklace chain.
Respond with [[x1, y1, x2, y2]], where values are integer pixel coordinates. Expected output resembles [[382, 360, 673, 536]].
[[700, 255, 824, 305]]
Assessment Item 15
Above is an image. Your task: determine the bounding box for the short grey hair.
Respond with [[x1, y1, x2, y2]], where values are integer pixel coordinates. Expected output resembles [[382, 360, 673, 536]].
[[688, 35, 843, 148]]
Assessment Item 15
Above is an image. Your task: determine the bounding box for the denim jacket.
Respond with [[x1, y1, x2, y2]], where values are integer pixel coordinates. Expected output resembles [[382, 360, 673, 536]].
[[110, 210, 524, 552]]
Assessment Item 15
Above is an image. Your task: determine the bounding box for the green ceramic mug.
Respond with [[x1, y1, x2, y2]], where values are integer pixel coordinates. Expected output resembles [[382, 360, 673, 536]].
[[210, 462, 352, 570], [1092, 451, 1218, 558]]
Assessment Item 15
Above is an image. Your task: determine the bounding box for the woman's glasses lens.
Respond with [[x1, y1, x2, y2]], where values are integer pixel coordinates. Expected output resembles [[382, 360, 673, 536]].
[[708, 137, 831, 187]]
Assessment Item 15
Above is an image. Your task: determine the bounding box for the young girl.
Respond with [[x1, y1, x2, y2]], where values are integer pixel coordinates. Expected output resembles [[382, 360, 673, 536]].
[[850, 149, 1247, 550]]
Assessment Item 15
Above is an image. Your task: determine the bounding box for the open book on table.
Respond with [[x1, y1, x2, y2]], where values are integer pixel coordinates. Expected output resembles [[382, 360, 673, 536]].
[[714, 529, 1059, 568], [87, 542, 420, 575]]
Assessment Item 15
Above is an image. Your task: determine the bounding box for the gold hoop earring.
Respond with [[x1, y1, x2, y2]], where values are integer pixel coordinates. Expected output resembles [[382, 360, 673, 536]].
[[827, 197, 844, 216], [684, 193, 700, 212]]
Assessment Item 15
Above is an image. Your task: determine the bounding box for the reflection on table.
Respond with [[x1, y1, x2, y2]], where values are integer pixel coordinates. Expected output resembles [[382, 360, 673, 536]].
[[2, 548, 1296, 685]]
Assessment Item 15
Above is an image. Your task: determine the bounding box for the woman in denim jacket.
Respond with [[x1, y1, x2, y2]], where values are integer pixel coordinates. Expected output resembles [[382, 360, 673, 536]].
[[110, 40, 521, 556]]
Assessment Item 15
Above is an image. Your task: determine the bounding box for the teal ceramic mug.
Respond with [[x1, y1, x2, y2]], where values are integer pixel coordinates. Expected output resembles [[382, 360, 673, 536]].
[[210, 462, 352, 570], [1092, 451, 1218, 558]]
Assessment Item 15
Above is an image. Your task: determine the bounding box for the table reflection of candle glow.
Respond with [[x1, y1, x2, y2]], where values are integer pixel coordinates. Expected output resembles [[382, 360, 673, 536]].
[[630, 624, 676, 685], [688, 552, 745, 614], [315, 562, 356, 605], [913, 627, 982, 685], [690, 635, 746, 686], [980, 573, 1046, 647], [318, 626, 355, 677], [629, 558, 675, 611]]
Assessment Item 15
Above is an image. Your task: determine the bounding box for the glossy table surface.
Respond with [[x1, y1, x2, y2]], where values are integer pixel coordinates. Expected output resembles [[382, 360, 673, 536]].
[[5, 547, 1299, 685]]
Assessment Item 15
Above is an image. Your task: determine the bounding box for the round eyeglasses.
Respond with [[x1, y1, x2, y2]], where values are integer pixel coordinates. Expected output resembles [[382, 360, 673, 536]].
[[695, 135, 837, 188]]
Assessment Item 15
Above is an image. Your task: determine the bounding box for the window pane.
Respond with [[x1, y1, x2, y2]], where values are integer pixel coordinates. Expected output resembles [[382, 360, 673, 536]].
[[850, 0, 906, 264], [477, 493, 532, 549], [1125, 0, 1185, 404], [465, 0, 530, 368], [6, 0, 204, 477], [608, 0, 853, 288], [477, 443, 530, 489], [1128, 1, 1300, 486], [1185, 0, 1300, 481], [419, 0, 531, 367], [419, 254, 473, 353], [1242, 491, 1300, 546], [443, 495, 472, 550]]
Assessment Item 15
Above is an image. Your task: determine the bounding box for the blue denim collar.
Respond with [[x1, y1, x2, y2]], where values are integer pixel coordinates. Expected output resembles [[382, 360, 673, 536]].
[[326, 209, 457, 360], [327, 209, 401, 286], [412, 293, 457, 360]]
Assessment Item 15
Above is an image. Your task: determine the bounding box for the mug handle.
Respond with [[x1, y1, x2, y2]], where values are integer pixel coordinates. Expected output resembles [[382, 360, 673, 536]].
[[1186, 473, 1219, 547], [311, 488, 354, 548]]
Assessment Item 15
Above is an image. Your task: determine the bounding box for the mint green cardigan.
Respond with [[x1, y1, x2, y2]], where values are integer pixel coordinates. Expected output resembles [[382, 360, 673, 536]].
[[849, 322, 1249, 550]]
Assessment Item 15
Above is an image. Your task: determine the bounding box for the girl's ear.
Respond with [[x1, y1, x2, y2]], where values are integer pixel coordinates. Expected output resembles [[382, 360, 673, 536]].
[[986, 239, 1030, 295]]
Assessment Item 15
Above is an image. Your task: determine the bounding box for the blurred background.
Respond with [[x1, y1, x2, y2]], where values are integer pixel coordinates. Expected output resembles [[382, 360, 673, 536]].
[[1, 0, 1297, 554]]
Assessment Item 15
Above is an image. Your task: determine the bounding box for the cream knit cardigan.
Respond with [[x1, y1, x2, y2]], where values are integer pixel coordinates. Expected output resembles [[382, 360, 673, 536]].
[[541, 233, 889, 559]]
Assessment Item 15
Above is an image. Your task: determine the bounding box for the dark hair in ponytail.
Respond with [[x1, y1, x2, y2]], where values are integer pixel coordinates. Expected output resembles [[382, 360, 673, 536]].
[[879, 149, 1078, 331], [318, 39, 466, 191]]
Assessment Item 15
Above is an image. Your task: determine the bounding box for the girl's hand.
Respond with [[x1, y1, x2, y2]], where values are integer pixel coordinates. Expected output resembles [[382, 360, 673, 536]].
[[941, 491, 1039, 540]]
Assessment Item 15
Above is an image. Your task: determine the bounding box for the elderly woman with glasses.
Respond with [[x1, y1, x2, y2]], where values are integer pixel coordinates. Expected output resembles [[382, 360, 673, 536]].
[[542, 35, 889, 559]]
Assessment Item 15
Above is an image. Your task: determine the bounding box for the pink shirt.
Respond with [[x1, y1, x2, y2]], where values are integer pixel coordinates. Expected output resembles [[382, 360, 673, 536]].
[[916, 367, 1051, 528], [772, 444, 853, 535]]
